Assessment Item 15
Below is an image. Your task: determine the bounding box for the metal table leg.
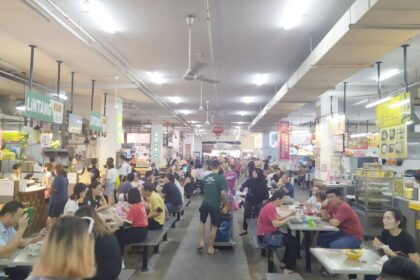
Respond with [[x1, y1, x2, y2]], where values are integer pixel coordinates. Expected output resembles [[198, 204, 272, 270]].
[[304, 231, 312, 273]]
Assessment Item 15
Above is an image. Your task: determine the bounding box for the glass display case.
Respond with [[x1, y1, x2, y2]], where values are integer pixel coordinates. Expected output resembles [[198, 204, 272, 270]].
[[355, 169, 394, 210]]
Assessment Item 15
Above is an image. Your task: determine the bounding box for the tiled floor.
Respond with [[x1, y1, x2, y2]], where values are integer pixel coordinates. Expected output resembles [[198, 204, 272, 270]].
[[125, 184, 362, 280]]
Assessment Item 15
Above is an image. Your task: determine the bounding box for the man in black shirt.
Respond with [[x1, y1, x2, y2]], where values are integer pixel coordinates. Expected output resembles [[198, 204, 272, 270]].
[[161, 173, 182, 212]]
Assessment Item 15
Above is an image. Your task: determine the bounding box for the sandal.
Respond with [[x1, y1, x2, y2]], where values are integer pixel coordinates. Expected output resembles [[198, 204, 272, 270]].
[[239, 231, 248, 236], [207, 248, 218, 255]]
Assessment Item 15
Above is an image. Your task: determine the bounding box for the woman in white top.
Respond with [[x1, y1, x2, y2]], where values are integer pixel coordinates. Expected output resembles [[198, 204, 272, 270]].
[[305, 186, 320, 210], [105, 160, 118, 206], [64, 183, 87, 215]]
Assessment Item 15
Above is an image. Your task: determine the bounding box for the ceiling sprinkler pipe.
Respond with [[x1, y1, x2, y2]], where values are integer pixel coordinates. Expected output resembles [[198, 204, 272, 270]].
[[402, 44, 409, 93], [376, 61, 382, 98]]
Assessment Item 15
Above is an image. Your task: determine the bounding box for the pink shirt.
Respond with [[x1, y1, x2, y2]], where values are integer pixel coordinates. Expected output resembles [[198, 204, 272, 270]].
[[125, 203, 148, 227], [257, 202, 278, 236]]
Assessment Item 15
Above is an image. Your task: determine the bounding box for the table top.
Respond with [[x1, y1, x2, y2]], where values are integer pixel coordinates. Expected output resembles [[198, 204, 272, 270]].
[[0, 249, 38, 266], [287, 220, 339, 232], [310, 248, 382, 275]]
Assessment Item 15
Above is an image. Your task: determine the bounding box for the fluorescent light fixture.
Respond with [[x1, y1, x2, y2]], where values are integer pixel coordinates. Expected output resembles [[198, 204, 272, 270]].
[[365, 96, 392, 108], [238, 111, 247, 116], [179, 110, 191, 115], [353, 98, 369, 106], [148, 72, 164, 85], [255, 74, 267, 86], [168, 97, 181, 104], [83, 0, 119, 34], [187, 120, 199, 124], [388, 98, 410, 109], [279, 0, 312, 30], [16, 105, 26, 111], [375, 69, 400, 81], [243, 97, 255, 104], [350, 133, 369, 138]]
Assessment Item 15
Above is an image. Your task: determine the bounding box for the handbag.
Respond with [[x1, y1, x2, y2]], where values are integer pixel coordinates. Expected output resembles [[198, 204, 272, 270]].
[[262, 232, 283, 249]]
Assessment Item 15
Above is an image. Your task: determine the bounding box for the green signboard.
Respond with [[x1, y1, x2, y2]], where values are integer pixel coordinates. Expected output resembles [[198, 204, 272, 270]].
[[89, 111, 102, 131], [25, 90, 64, 124]]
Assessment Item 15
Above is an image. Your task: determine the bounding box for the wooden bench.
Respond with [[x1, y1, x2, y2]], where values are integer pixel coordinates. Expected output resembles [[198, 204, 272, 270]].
[[169, 199, 191, 221], [266, 273, 303, 280], [130, 216, 177, 272], [118, 269, 135, 280]]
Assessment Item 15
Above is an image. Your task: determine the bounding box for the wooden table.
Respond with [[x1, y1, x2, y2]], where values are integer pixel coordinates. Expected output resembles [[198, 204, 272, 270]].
[[287, 220, 339, 273], [310, 248, 382, 275]]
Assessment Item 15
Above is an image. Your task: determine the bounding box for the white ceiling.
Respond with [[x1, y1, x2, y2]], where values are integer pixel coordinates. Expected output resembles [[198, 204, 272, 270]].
[[0, 0, 353, 130]]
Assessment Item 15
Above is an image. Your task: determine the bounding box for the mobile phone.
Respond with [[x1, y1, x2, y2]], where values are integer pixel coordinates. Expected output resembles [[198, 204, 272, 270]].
[[23, 207, 34, 225]]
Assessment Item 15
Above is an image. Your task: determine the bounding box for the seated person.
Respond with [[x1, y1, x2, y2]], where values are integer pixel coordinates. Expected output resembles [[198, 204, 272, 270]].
[[305, 185, 320, 210], [276, 174, 294, 198], [257, 191, 298, 274], [270, 169, 282, 188], [318, 188, 363, 278], [364, 209, 419, 280], [161, 173, 183, 212], [75, 206, 122, 280], [142, 183, 165, 230], [117, 172, 134, 201], [64, 183, 87, 215], [0, 201, 46, 279], [377, 256, 420, 280], [114, 188, 148, 253], [83, 181, 109, 212]]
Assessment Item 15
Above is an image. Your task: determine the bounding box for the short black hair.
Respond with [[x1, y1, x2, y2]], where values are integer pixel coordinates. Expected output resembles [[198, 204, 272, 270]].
[[126, 173, 135, 182], [326, 188, 341, 197], [379, 256, 420, 280], [211, 160, 220, 169], [70, 183, 87, 200], [127, 188, 141, 204], [143, 182, 155, 193], [12, 163, 21, 170], [145, 170, 153, 178], [0, 201, 24, 216], [167, 173, 175, 183]]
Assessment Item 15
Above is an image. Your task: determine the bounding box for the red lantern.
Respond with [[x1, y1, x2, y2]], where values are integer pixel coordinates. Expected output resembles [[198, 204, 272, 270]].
[[212, 126, 224, 138]]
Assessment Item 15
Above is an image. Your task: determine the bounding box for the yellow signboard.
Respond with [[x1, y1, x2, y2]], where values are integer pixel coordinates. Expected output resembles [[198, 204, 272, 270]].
[[376, 92, 411, 128], [379, 124, 407, 159]]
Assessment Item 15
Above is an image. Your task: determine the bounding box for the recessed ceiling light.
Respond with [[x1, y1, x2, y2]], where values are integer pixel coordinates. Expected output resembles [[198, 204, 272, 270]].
[[255, 74, 267, 86], [169, 97, 181, 104], [279, 0, 312, 30], [179, 110, 192, 115], [243, 97, 255, 104], [374, 69, 400, 81], [148, 72, 164, 85], [83, 0, 120, 34], [239, 111, 247, 116]]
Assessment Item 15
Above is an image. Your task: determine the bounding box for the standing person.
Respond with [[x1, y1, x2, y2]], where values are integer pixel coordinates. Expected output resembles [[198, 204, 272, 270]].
[[64, 183, 87, 215], [234, 159, 241, 178], [318, 188, 363, 278], [47, 164, 68, 226], [270, 169, 282, 188], [151, 162, 159, 177], [88, 158, 100, 185], [247, 158, 256, 178], [118, 155, 131, 181], [27, 216, 96, 280], [75, 206, 122, 280], [114, 188, 148, 253], [105, 160, 118, 206], [68, 156, 78, 173], [142, 183, 165, 230], [239, 168, 269, 236], [224, 164, 238, 195], [42, 162, 53, 200], [198, 160, 227, 255], [277, 174, 294, 198], [263, 156, 272, 171], [83, 181, 109, 212], [257, 191, 298, 274], [161, 173, 183, 212]]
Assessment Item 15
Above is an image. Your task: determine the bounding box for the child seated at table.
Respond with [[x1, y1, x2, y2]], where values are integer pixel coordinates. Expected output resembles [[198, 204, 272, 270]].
[[114, 188, 148, 253]]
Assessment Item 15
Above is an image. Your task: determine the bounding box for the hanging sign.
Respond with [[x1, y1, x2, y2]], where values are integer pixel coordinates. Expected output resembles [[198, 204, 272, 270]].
[[101, 116, 107, 133], [278, 122, 290, 160], [89, 111, 102, 132], [376, 92, 411, 128], [379, 124, 407, 159], [68, 114, 82, 134], [329, 114, 345, 135], [40, 133, 53, 148], [25, 90, 64, 124]]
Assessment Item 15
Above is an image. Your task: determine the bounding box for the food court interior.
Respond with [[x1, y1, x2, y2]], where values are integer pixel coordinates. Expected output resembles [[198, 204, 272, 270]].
[[0, 0, 419, 280]]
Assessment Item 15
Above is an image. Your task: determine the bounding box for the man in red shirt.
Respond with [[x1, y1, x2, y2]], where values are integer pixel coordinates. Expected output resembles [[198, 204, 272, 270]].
[[318, 188, 362, 249]]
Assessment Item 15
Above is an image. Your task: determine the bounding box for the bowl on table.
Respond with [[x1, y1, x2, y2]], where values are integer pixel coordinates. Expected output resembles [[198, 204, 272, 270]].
[[344, 249, 364, 260]]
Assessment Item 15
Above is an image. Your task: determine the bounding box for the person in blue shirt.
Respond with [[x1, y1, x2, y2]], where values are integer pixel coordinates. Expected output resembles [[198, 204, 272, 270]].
[[277, 174, 294, 198]]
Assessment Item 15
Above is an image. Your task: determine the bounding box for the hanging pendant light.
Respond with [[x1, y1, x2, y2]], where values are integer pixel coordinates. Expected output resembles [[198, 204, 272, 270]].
[[199, 83, 204, 112]]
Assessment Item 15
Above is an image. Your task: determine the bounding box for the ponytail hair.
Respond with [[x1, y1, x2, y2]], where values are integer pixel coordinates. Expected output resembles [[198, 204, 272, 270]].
[[263, 190, 284, 207], [386, 208, 407, 230]]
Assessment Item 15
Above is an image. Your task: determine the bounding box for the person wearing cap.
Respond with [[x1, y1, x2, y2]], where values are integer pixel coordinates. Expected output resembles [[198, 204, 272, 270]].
[[197, 160, 227, 255]]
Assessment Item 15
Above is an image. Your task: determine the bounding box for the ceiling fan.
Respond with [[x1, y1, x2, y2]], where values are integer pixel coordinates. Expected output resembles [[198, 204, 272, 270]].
[[166, 15, 218, 84]]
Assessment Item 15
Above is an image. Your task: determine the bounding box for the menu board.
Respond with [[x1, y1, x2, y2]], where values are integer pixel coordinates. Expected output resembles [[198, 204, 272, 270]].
[[127, 133, 150, 144], [348, 136, 369, 150], [379, 124, 407, 159], [278, 122, 290, 160], [376, 92, 411, 128], [329, 114, 345, 135]]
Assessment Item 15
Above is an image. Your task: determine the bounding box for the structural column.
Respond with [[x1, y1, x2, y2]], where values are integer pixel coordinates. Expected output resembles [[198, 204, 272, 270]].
[[151, 121, 163, 167]]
